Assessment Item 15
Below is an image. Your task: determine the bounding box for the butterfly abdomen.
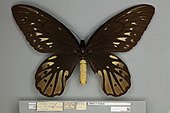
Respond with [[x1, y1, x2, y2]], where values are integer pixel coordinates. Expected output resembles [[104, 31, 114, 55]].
[[80, 59, 87, 84]]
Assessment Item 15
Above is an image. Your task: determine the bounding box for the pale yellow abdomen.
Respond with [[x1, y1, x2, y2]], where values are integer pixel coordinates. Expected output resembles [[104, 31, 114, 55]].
[[80, 59, 87, 85]]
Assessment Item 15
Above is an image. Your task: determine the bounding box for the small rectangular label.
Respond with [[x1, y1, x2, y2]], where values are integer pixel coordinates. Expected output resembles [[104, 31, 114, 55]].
[[37, 101, 63, 111], [111, 106, 131, 112], [28, 102, 36, 110], [76, 102, 87, 110], [64, 102, 76, 110], [88, 102, 131, 106]]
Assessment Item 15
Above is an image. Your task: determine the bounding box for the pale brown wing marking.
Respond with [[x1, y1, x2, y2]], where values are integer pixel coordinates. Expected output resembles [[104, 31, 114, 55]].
[[114, 72, 129, 92], [43, 72, 57, 96], [36, 73, 53, 93], [53, 70, 63, 95], [98, 70, 115, 95], [35, 54, 77, 97], [95, 54, 130, 96]]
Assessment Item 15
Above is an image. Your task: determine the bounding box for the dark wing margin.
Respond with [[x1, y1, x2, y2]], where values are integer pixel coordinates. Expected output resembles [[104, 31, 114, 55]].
[[35, 53, 78, 97], [12, 4, 79, 53], [86, 4, 155, 53], [87, 52, 131, 96]]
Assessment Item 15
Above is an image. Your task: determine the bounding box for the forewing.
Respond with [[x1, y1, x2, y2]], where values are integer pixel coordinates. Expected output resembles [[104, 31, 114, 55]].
[[35, 54, 78, 97], [86, 4, 155, 52], [12, 4, 79, 53], [87, 52, 130, 96]]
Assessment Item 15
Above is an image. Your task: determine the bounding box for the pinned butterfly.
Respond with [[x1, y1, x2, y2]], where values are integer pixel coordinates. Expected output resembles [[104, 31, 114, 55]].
[[12, 4, 155, 97]]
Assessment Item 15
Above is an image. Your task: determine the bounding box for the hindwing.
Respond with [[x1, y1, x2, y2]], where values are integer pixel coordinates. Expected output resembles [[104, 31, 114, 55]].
[[35, 54, 78, 97], [87, 52, 130, 96]]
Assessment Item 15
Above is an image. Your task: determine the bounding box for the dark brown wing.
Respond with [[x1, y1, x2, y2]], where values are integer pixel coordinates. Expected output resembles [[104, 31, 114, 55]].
[[35, 53, 78, 97], [86, 4, 155, 52], [12, 4, 80, 97], [85, 4, 155, 96], [86, 52, 130, 96], [12, 4, 79, 53]]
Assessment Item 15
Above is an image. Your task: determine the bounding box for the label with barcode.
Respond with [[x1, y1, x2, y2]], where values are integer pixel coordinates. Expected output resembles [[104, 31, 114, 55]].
[[111, 106, 131, 112]]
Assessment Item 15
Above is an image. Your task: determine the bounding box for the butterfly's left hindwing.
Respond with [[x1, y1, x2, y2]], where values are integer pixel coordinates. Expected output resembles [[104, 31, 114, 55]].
[[35, 54, 78, 97], [87, 52, 130, 96]]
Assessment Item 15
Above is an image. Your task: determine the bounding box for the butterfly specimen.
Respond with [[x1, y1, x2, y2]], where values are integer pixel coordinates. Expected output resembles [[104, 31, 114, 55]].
[[12, 4, 155, 97]]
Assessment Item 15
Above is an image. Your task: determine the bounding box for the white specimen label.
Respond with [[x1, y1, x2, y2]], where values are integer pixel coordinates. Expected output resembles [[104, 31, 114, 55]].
[[37, 101, 63, 111], [28, 102, 36, 109], [76, 102, 87, 110], [88, 102, 131, 106], [111, 106, 131, 112]]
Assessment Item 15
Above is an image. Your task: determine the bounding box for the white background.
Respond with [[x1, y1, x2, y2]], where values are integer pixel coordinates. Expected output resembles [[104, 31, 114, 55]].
[[0, 0, 170, 113]]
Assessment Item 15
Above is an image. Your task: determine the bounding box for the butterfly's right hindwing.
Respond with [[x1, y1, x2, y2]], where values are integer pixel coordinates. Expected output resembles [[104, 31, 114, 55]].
[[35, 54, 78, 97], [12, 4, 79, 53]]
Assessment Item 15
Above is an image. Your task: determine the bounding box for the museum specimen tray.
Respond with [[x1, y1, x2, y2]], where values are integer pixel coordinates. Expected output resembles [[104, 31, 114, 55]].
[[19, 100, 146, 113]]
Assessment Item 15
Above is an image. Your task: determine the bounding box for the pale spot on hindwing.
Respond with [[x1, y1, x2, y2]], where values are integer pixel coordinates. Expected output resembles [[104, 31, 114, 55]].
[[112, 61, 124, 68], [63, 70, 69, 84], [98, 70, 103, 77], [115, 68, 128, 78], [41, 62, 54, 70]]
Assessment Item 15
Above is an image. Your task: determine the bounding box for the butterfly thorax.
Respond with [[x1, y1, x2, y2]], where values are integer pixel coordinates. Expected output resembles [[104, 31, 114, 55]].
[[79, 40, 86, 58]]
